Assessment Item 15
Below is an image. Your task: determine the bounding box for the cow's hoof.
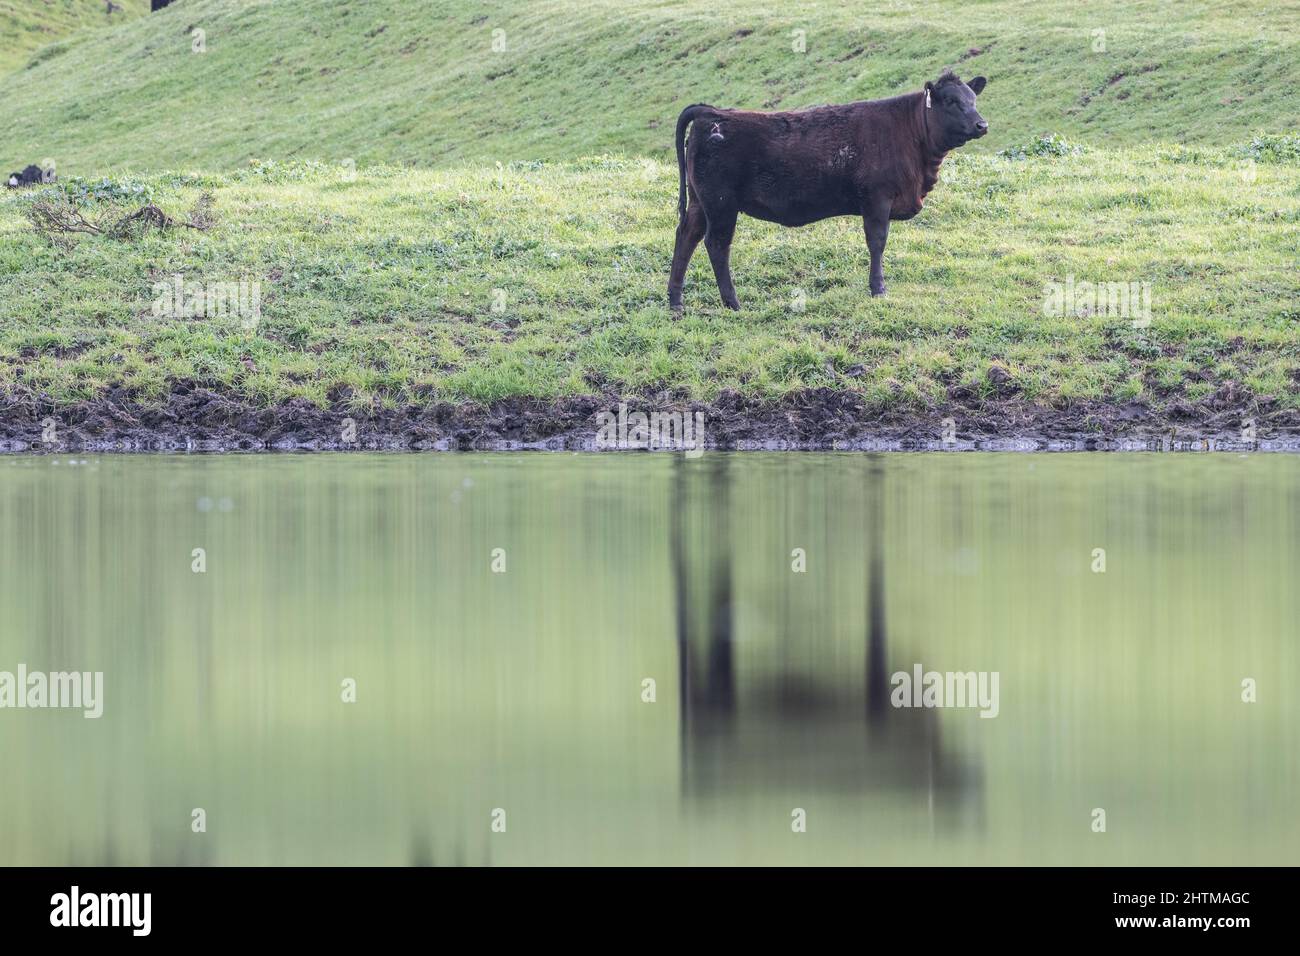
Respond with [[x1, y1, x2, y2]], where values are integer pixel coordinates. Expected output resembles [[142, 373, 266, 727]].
[[723, 299, 741, 311], [870, 286, 887, 298]]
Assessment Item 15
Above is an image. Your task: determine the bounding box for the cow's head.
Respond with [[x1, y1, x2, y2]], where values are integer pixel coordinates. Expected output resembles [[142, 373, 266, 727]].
[[6, 174, 18, 188], [925, 72, 988, 149]]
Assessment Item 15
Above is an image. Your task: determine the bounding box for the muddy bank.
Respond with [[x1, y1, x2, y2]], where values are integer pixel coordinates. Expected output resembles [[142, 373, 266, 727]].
[[1, 381, 1298, 452]]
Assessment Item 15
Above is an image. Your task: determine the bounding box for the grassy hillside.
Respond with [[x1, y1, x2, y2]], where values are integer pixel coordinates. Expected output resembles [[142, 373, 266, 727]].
[[0, 0, 1297, 175], [1, 0, 1297, 435], [2, 145, 1298, 416], [0, 0, 145, 77]]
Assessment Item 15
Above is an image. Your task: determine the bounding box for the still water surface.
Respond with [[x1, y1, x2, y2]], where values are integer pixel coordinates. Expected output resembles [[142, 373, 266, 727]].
[[1, 452, 1296, 865]]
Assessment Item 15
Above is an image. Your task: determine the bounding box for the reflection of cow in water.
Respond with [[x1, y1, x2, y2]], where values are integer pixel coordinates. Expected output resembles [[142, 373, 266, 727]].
[[671, 456, 982, 819]]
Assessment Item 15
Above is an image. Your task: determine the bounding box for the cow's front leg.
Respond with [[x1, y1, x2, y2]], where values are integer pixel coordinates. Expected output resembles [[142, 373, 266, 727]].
[[862, 204, 891, 297]]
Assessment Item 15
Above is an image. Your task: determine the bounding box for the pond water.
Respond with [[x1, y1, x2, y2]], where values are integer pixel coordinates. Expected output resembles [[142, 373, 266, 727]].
[[1, 452, 1296, 865]]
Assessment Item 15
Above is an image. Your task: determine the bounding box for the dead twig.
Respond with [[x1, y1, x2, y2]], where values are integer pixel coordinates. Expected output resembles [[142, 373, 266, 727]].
[[27, 193, 216, 244], [27, 201, 103, 237]]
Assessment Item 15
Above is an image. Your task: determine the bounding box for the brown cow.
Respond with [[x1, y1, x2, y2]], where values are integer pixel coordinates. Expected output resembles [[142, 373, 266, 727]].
[[668, 71, 988, 311]]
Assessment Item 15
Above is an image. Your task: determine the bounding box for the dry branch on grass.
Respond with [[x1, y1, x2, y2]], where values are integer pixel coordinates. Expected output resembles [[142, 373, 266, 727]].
[[26, 193, 217, 245]]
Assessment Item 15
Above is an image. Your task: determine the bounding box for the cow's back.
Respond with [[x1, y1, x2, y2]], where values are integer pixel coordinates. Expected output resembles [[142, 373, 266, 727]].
[[687, 99, 920, 227]]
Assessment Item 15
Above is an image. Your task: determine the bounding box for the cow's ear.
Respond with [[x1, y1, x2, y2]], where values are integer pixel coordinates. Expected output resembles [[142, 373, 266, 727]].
[[968, 76, 987, 95]]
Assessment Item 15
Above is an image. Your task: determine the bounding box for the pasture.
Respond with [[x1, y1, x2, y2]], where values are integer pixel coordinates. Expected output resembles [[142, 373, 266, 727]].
[[1, 0, 1297, 438]]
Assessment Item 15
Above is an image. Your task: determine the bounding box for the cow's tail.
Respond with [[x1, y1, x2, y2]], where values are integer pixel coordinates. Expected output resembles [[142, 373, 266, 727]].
[[675, 104, 711, 220]]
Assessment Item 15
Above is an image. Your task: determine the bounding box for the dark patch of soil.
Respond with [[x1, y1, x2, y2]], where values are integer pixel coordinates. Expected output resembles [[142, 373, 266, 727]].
[[2, 381, 1298, 453], [1079, 63, 1159, 106]]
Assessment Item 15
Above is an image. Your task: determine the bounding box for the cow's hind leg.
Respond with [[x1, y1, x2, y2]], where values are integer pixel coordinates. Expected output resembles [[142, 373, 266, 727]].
[[703, 208, 741, 311], [668, 196, 706, 312]]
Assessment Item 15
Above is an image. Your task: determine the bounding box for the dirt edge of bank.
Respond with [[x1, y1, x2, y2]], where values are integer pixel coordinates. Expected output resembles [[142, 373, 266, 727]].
[[2, 383, 1298, 452]]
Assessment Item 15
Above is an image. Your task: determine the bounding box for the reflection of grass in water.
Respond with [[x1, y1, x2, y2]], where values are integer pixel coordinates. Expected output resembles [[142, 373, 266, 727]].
[[0, 453, 1295, 864]]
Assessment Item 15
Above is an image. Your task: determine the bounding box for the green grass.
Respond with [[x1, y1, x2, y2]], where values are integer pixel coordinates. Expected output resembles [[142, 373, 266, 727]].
[[0, 0, 1297, 418], [0, 0, 145, 77], [1, 0, 1298, 173], [3, 145, 1298, 412]]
